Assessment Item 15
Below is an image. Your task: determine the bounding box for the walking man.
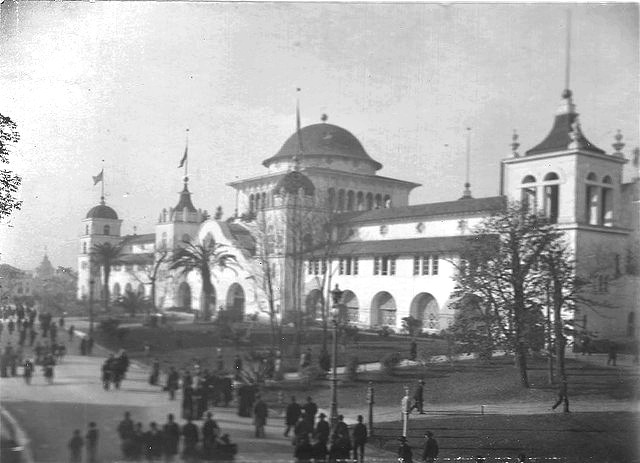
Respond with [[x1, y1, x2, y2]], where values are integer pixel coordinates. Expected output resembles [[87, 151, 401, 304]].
[[162, 414, 181, 463], [551, 377, 570, 413], [253, 394, 269, 438], [201, 412, 220, 458], [302, 396, 318, 427], [315, 413, 330, 446], [422, 431, 439, 463], [351, 415, 368, 463], [284, 396, 301, 437], [85, 422, 99, 463], [398, 436, 413, 463], [68, 429, 84, 463], [410, 380, 426, 414], [23, 358, 34, 385]]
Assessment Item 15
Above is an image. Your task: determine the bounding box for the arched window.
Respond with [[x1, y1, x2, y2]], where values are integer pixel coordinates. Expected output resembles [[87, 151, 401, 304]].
[[327, 188, 336, 210], [543, 173, 559, 223], [356, 192, 364, 211], [346, 191, 355, 211], [249, 194, 255, 213], [337, 189, 345, 212], [161, 232, 167, 248], [261, 192, 267, 209], [103, 225, 110, 235], [366, 193, 374, 210], [585, 173, 599, 225], [383, 195, 392, 208], [374, 194, 382, 209], [521, 175, 537, 213], [601, 176, 613, 226], [85, 225, 89, 235]]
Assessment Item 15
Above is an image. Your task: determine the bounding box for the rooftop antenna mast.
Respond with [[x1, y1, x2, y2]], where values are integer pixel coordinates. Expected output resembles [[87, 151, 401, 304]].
[[565, 9, 571, 94]]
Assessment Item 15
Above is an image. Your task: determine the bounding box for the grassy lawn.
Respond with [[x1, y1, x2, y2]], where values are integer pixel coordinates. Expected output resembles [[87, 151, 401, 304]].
[[370, 411, 639, 462]]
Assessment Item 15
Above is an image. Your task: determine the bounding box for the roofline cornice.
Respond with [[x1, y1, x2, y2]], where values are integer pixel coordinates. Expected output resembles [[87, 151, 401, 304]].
[[502, 149, 628, 165]]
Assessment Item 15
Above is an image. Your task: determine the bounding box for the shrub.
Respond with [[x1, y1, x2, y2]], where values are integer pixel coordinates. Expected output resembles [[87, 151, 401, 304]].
[[346, 355, 359, 382], [378, 325, 394, 337], [380, 352, 401, 376], [98, 318, 121, 336], [300, 365, 324, 387]]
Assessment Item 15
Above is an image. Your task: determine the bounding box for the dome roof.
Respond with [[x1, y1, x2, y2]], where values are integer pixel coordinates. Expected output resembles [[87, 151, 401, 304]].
[[86, 203, 118, 220], [273, 170, 315, 196], [263, 123, 382, 170]]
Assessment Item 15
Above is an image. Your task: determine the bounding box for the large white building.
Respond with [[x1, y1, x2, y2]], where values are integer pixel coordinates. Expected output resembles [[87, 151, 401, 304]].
[[77, 87, 639, 341]]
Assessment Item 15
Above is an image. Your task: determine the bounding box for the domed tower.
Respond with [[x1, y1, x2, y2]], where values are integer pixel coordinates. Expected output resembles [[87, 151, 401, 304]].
[[155, 176, 208, 251], [77, 198, 123, 300]]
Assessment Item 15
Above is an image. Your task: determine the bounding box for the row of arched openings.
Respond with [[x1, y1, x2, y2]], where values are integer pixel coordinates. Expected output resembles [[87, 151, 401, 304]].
[[328, 189, 392, 212], [304, 289, 440, 330], [112, 282, 145, 299], [176, 282, 246, 321]]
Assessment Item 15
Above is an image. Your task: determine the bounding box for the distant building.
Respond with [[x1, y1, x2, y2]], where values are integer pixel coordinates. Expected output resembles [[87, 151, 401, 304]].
[[77, 87, 639, 340]]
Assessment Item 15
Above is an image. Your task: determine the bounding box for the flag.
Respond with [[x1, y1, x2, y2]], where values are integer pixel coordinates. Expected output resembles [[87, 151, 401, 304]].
[[92, 169, 103, 185], [179, 145, 188, 168]]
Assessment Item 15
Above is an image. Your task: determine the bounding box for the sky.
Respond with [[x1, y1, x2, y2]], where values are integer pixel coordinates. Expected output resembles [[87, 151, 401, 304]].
[[0, 1, 638, 271]]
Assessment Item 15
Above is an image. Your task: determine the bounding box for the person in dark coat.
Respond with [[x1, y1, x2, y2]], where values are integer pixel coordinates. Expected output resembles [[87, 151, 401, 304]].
[[410, 380, 425, 414], [551, 377, 570, 413], [181, 418, 199, 460], [422, 431, 439, 463], [253, 395, 269, 438], [149, 358, 160, 385], [166, 367, 179, 400], [42, 353, 55, 384], [23, 358, 34, 384], [117, 411, 135, 459], [201, 412, 220, 457], [68, 429, 84, 463], [217, 434, 238, 461], [607, 341, 618, 366], [315, 413, 330, 445], [294, 435, 313, 463], [398, 436, 413, 463], [131, 422, 144, 461], [182, 384, 194, 420], [221, 376, 233, 406], [351, 415, 368, 463], [87, 336, 94, 355], [85, 422, 99, 463], [79, 337, 87, 356], [311, 437, 328, 463], [318, 348, 331, 373], [285, 396, 302, 437], [332, 415, 348, 440], [162, 414, 181, 462], [302, 396, 318, 427], [294, 414, 312, 445], [143, 422, 163, 461], [68, 325, 75, 342], [102, 356, 113, 390]]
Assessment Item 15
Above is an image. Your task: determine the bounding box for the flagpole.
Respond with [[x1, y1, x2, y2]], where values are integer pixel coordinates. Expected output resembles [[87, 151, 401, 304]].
[[185, 129, 189, 180], [101, 161, 105, 204]]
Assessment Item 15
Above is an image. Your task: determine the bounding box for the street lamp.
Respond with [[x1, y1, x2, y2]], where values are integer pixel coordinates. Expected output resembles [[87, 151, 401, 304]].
[[89, 279, 95, 336], [329, 284, 343, 429]]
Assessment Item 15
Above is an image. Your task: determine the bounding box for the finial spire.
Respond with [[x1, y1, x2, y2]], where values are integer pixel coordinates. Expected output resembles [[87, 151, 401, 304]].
[[460, 128, 473, 200], [292, 88, 303, 172], [564, 9, 572, 96], [511, 129, 520, 157], [612, 129, 625, 157]]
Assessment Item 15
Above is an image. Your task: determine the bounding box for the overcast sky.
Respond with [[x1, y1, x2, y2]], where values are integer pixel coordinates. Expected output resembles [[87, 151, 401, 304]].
[[0, 1, 638, 271]]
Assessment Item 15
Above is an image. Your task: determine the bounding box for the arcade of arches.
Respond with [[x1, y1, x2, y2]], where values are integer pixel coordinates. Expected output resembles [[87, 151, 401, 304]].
[[225, 283, 246, 322]]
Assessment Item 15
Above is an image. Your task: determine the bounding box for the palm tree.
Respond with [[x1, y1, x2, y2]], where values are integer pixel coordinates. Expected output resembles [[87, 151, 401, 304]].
[[90, 242, 124, 312], [117, 289, 148, 318], [169, 238, 238, 321]]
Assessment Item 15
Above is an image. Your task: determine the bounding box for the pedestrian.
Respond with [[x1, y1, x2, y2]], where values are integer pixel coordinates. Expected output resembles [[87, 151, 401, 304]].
[[351, 415, 368, 463], [311, 436, 328, 463], [398, 436, 413, 463], [315, 413, 330, 446], [181, 417, 199, 461], [117, 411, 135, 459], [131, 422, 144, 461], [410, 380, 425, 414], [59, 315, 65, 328], [216, 348, 224, 372], [42, 353, 55, 384], [80, 338, 87, 356], [166, 367, 179, 400], [409, 340, 417, 361], [551, 377, 570, 413], [143, 422, 163, 462], [422, 431, 439, 463], [294, 414, 312, 446], [332, 414, 348, 441], [85, 422, 99, 463], [162, 414, 181, 463], [318, 348, 331, 373], [302, 396, 318, 426], [23, 358, 34, 385], [294, 435, 313, 463], [182, 384, 194, 420], [233, 354, 243, 380], [253, 394, 269, 438], [284, 396, 302, 437], [201, 412, 220, 457], [68, 429, 84, 463], [87, 336, 94, 355], [68, 325, 75, 342], [607, 341, 618, 366], [102, 356, 113, 390], [149, 358, 160, 385]]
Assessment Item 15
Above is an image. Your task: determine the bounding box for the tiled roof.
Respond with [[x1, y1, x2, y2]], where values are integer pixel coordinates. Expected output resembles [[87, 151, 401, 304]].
[[263, 123, 382, 170], [335, 196, 506, 224], [311, 235, 490, 257], [118, 253, 154, 265], [526, 112, 605, 156], [175, 184, 197, 212], [120, 233, 155, 245], [220, 222, 256, 256]]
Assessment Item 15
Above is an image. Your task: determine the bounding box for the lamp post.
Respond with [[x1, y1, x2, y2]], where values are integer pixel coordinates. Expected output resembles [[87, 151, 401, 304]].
[[89, 279, 95, 337], [329, 284, 344, 430]]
